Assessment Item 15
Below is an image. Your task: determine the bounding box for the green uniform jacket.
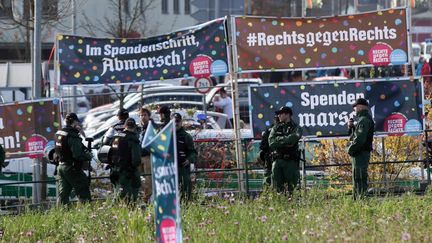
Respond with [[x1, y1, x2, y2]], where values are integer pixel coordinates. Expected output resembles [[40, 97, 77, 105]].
[[176, 127, 197, 164], [67, 128, 92, 163], [268, 121, 303, 151], [348, 110, 375, 156], [126, 131, 142, 168]]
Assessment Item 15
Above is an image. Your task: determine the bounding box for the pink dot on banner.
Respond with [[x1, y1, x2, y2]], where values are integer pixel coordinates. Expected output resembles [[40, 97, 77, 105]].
[[368, 43, 392, 66], [189, 56, 213, 78]]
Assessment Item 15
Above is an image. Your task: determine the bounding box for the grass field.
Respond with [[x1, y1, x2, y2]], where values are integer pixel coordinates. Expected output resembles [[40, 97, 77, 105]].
[[1, 189, 432, 242]]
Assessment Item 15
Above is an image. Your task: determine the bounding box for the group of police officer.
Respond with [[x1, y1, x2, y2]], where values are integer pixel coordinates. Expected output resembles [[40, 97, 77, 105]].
[[259, 98, 374, 198], [54, 105, 196, 205], [53, 96, 373, 205]]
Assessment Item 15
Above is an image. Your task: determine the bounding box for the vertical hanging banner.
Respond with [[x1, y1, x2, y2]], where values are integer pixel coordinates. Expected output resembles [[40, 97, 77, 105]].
[[233, 8, 409, 72], [143, 120, 181, 243], [249, 78, 423, 138], [57, 18, 228, 85], [0, 99, 61, 159]]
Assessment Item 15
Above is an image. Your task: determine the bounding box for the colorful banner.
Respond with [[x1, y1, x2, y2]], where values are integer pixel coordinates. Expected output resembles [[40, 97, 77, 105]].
[[233, 8, 409, 72], [0, 99, 61, 159], [58, 18, 228, 85], [249, 78, 423, 138], [143, 120, 181, 243]]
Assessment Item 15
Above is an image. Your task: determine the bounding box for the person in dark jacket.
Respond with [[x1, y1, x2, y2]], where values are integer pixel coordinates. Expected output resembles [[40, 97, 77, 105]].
[[55, 113, 92, 205], [259, 115, 279, 186], [348, 98, 375, 199], [174, 113, 197, 201], [158, 106, 171, 130], [0, 144, 5, 173], [110, 118, 142, 203], [102, 108, 129, 145], [268, 107, 303, 194]]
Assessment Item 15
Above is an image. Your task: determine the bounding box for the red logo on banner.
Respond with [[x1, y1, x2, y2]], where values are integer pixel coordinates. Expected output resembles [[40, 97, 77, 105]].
[[160, 218, 176, 243], [368, 43, 392, 66], [383, 113, 407, 136], [25, 134, 48, 159], [189, 55, 212, 78]]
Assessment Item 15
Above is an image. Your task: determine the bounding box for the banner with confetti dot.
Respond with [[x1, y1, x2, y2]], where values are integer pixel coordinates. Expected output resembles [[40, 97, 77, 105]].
[[249, 78, 423, 139], [233, 8, 409, 72], [0, 99, 61, 159], [143, 120, 181, 243], [57, 18, 228, 85]]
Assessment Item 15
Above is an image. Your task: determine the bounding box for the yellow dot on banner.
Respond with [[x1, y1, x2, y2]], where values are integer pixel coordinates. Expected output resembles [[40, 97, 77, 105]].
[[259, 65, 263, 69], [248, 22, 253, 27], [110, 39, 115, 43], [157, 145, 165, 151], [380, 94, 386, 100], [159, 206, 163, 214], [350, 57, 356, 63], [52, 112, 55, 115], [160, 77, 164, 80], [269, 105, 273, 109], [334, 83, 339, 87], [111, 75, 115, 80], [214, 36, 220, 42], [150, 148, 155, 152], [57, 35, 63, 40], [307, 20, 312, 24], [276, 54, 283, 61], [384, 20, 387, 24], [74, 72, 80, 78], [289, 63, 294, 68], [378, 11, 383, 15], [300, 85, 305, 90], [316, 131, 322, 136], [136, 72, 141, 77], [258, 113, 263, 119], [305, 58, 311, 64], [368, 22, 371, 26], [361, 61, 366, 65], [296, 21, 302, 27], [271, 68, 276, 72], [348, 15, 354, 19], [78, 39, 83, 44], [121, 38, 127, 43], [92, 66, 97, 71], [160, 134, 167, 141], [78, 49, 83, 53], [313, 48, 318, 52], [53, 122, 59, 127], [163, 69, 168, 74], [253, 88, 257, 92], [28, 118, 31, 121], [280, 22, 284, 26]]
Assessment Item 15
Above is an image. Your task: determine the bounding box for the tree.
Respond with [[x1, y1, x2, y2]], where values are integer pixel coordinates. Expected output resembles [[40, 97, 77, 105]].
[[0, 0, 77, 61], [81, 0, 156, 109]]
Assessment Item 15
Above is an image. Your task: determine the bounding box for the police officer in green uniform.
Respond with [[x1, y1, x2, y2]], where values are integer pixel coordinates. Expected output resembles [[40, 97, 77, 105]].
[[103, 108, 129, 145], [259, 115, 279, 186], [269, 107, 303, 194], [347, 98, 375, 199], [110, 118, 142, 203], [174, 113, 197, 201], [55, 113, 92, 205]]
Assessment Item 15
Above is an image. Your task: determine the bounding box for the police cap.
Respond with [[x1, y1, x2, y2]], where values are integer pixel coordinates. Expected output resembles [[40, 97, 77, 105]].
[[352, 98, 369, 107], [173, 113, 182, 121], [65, 113, 79, 122], [275, 106, 293, 115], [117, 108, 129, 117], [125, 118, 136, 128]]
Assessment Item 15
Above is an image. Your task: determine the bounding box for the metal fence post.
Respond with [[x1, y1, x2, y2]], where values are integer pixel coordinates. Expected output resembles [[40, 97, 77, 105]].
[[382, 137, 387, 189], [424, 130, 431, 185], [302, 139, 307, 192]]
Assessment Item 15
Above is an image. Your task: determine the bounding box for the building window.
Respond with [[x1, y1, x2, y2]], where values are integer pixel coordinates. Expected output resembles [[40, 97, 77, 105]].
[[173, 0, 179, 14], [22, 0, 58, 19], [162, 0, 168, 14], [0, 0, 12, 18], [184, 0, 190, 14]]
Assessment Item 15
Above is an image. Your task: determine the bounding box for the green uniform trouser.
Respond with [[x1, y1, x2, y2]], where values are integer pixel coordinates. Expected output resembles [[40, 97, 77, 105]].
[[179, 166, 191, 200], [57, 164, 91, 205], [352, 151, 370, 199], [113, 169, 141, 203], [272, 159, 300, 193]]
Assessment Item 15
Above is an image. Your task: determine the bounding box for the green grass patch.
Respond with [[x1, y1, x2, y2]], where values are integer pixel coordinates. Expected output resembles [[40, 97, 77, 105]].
[[1, 189, 432, 242]]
